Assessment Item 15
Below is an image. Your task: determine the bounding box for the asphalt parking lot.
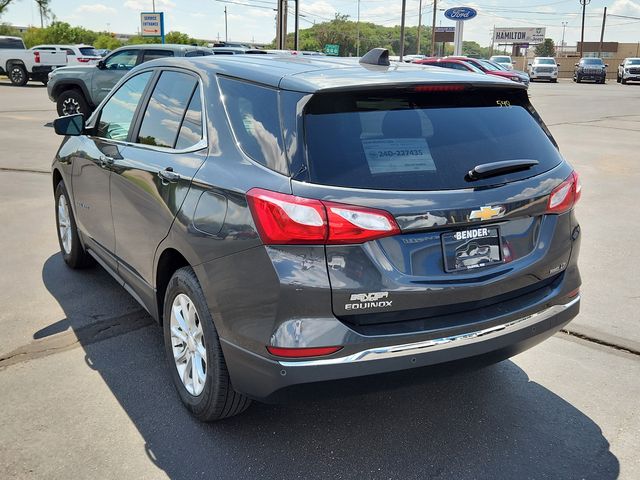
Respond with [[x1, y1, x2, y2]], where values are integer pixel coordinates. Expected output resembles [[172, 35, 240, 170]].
[[0, 77, 639, 479]]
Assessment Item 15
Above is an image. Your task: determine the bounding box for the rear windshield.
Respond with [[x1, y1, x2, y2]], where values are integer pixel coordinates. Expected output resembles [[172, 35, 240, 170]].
[[303, 88, 563, 191], [492, 56, 511, 63], [79, 47, 99, 56], [0, 37, 25, 49]]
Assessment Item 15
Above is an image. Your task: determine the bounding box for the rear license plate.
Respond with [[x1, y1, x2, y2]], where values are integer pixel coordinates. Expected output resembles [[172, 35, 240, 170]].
[[442, 227, 503, 272]]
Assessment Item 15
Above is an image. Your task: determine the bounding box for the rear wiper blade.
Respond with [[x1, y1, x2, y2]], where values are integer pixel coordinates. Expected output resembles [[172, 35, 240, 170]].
[[466, 159, 539, 181]]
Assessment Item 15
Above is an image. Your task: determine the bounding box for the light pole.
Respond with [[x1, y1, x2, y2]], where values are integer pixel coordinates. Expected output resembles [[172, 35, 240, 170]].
[[579, 0, 590, 58], [416, 0, 423, 55], [430, 0, 437, 56], [399, 0, 407, 61], [561, 21, 568, 54], [356, 0, 360, 56]]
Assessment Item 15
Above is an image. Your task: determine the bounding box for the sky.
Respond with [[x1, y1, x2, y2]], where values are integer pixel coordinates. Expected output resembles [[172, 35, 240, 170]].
[[2, 0, 640, 46]]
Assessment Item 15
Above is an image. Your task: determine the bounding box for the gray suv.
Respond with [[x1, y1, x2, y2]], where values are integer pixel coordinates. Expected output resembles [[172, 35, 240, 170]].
[[47, 43, 212, 117], [51, 51, 582, 421]]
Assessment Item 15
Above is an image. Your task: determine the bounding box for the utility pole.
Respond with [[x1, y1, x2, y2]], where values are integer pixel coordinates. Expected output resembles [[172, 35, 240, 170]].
[[224, 6, 228, 42], [416, 0, 423, 55], [598, 7, 607, 58], [294, 0, 299, 50], [490, 25, 495, 56], [579, 0, 590, 58], [356, 0, 361, 56], [430, 0, 437, 56], [152, 0, 156, 12], [561, 21, 568, 55], [399, 0, 407, 61]]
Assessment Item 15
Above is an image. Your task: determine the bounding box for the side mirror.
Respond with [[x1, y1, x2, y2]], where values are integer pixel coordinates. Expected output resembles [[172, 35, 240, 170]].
[[605, 64, 609, 67], [575, 63, 579, 67], [97, 59, 106, 69], [620, 63, 624, 67], [53, 114, 85, 136], [528, 63, 532, 66], [557, 63, 561, 66]]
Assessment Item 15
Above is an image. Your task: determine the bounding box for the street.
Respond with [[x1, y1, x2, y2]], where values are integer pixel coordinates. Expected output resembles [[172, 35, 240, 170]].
[[0, 77, 639, 479]]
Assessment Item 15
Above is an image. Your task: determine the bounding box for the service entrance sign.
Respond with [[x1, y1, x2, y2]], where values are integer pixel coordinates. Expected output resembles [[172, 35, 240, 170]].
[[141, 12, 165, 40]]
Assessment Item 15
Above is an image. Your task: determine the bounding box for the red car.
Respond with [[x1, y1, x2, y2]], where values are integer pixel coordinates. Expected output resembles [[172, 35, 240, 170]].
[[413, 57, 485, 74], [446, 56, 526, 84]]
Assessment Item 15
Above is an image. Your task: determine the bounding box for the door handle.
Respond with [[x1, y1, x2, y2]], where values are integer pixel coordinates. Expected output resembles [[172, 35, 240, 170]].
[[99, 156, 114, 168], [158, 168, 181, 183]]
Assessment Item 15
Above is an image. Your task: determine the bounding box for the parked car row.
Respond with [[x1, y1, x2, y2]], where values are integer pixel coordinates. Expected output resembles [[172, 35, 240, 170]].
[[0, 35, 67, 85], [413, 56, 530, 87]]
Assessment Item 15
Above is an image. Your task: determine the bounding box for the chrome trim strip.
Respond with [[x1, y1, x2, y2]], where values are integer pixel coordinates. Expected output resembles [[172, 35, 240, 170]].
[[278, 296, 580, 367]]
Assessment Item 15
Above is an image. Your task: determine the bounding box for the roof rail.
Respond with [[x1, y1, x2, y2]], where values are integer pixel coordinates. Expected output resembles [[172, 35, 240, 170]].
[[359, 48, 390, 67]]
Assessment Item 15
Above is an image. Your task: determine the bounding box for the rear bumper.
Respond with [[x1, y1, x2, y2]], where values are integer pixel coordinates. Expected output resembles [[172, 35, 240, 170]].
[[222, 295, 580, 401], [32, 65, 64, 74]]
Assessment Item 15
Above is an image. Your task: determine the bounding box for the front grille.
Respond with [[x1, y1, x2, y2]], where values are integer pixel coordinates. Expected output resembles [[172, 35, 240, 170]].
[[629, 68, 640, 74], [583, 68, 602, 74], [537, 67, 554, 73]]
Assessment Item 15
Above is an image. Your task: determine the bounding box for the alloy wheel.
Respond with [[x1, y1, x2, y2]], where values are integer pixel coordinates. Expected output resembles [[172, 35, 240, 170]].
[[62, 97, 81, 116], [57, 194, 72, 255], [10, 67, 24, 84], [170, 293, 207, 396]]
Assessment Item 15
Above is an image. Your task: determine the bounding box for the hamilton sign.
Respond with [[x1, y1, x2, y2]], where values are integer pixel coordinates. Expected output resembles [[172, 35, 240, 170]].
[[494, 27, 546, 44]]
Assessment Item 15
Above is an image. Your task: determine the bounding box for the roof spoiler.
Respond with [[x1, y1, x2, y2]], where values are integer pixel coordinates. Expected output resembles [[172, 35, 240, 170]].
[[359, 48, 390, 67]]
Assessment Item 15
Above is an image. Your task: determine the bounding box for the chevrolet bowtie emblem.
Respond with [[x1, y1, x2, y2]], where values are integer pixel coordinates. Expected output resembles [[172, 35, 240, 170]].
[[469, 206, 505, 221]]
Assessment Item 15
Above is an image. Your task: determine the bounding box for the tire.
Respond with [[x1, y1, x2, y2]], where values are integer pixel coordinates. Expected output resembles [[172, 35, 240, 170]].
[[551, 78, 558, 83], [41, 79, 48, 86], [8, 64, 28, 86], [163, 267, 251, 421], [576, 75, 581, 83], [617, 74, 621, 83], [54, 181, 93, 269], [56, 89, 90, 118], [621, 77, 627, 85]]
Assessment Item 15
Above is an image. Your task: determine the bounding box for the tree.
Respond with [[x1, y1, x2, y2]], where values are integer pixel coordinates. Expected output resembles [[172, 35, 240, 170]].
[[94, 34, 122, 50], [535, 38, 556, 57], [0, 0, 15, 17], [34, 0, 51, 28]]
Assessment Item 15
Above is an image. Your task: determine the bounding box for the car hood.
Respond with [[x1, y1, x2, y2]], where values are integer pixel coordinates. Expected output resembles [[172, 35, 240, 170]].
[[51, 65, 96, 75]]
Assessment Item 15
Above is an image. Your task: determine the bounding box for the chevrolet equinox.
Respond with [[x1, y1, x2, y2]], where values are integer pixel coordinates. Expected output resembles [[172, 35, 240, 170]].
[[51, 49, 582, 421]]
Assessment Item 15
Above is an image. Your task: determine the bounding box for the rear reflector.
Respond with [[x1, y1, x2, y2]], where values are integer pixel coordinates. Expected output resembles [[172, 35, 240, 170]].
[[246, 188, 400, 245], [267, 346, 343, 358], [546, 171, 581, 214]]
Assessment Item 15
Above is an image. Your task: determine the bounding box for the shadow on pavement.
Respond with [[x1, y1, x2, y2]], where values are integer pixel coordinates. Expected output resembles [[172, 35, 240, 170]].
[[0, 81, 46, 89], [42, 254, 619, 480]]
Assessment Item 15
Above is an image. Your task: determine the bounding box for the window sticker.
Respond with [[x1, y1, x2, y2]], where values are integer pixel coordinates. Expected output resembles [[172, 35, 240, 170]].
[[362, 138, 436, 174]]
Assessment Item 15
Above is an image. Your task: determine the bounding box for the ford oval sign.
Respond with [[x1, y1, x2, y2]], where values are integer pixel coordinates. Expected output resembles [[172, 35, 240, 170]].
[[444, 7, 477, 21]]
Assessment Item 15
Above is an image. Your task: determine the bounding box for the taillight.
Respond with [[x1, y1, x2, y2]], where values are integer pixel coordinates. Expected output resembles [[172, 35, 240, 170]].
[[246, 188, 401, 245], [267, 346, 342, 358], [77, 57, 91, 63], [34, 51, 40, 63], [546, 171, 581, 214]]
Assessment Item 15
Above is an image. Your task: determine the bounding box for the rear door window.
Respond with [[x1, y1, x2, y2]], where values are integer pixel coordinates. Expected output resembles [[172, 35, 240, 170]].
[[303, 88, 563, 191], [136, 71, 198, 148]]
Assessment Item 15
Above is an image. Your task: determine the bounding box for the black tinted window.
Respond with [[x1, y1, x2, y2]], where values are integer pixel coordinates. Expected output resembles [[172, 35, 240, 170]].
[[175, 91, 203, 150], [219, 77, 287, 173], [0, 37, 24, 49], [137, 71, 197, 148], [79, 47, 99, 56], [142, 49, 174, 62], [304, 89, 563, 191], [97, 72, 152, 141]]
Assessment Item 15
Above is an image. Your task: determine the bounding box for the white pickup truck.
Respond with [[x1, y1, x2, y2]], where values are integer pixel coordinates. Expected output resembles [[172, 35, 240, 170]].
[[0, 36, 67, 86]]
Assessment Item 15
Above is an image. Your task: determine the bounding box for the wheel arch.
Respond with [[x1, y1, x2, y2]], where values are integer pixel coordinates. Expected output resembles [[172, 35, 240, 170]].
[[5, 59, 26, 72], [51, 81, 92, 106], [52, 168, 63, 192], [155, 247, 191, 325]]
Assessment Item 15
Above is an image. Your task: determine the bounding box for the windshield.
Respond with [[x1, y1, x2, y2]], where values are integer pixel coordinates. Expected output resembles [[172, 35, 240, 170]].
[[492, 56, 511, 63], [478, 59, 500, 71], [582, 58, 604, 65], [79, 47, 99, 56], [625, 59, 640, 65], [536, 58, 556, 65], [303, 88, 562, 191]]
